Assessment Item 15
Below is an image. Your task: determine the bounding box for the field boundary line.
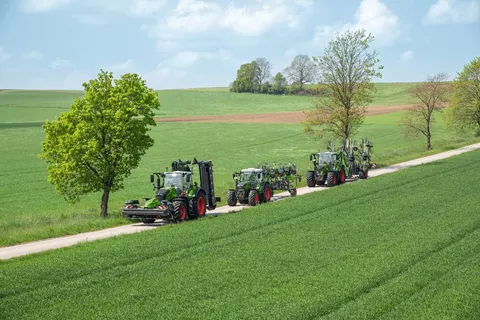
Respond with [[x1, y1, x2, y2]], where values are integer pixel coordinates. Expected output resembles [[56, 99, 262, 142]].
[[1, 142, 480, 260]]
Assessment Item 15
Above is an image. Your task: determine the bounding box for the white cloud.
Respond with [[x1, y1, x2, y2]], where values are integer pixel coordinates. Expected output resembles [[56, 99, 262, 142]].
[[0, 47, 11, 62], [312, 0, 401, 46], [106, 59, 135, 71], [72, 14, 107, 25], [284, 48, 297, 57], [23, 50, 44, 60], [160, 49, 232, 68], [401, 50, 414, 62], [423, 0, 480, 24], [143, 0, 313, 52], [50, 57, 74, 70]]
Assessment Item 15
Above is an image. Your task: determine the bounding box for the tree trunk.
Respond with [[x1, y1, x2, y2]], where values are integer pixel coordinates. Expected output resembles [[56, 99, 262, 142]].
[[426, 118, 432, 150], [100, 189, 110, 217]]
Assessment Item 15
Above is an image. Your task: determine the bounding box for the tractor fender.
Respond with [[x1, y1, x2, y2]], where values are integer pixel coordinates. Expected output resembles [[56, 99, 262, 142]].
[[194, 188, 207, 198]]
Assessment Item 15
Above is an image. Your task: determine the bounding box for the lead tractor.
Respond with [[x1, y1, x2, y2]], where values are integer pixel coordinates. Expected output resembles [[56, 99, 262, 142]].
[[122, 158, 221, 223], [226, 168, 273, 207]]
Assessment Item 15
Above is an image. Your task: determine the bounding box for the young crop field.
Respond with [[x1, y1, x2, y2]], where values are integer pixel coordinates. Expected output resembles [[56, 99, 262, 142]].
[[0, 109, 479, 246], [1, 150, 479, 319], [0, 82, 415, 122]]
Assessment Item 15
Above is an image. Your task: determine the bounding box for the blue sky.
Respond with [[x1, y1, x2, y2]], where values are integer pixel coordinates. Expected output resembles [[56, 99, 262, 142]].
[[0, 0, 479, 90]]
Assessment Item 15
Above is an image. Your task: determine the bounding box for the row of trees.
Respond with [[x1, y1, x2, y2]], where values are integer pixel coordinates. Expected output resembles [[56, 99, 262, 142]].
[[230, 55, 318, 95]]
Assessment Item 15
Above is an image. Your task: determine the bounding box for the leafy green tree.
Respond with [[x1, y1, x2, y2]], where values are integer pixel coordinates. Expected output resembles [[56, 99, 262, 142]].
[[445, 57, 480, 136], [230, 61, 260, 93], [302, 29, 383, 141], [39, 70, 161, 217], [271, 72, 288, 94]]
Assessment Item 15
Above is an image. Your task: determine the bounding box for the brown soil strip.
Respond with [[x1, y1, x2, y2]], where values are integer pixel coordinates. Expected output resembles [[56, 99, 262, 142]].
[[155, 104, 415, 124]]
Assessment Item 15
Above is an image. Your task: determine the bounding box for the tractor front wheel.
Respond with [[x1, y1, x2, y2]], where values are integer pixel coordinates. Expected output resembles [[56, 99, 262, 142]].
[[248, 190, 259, 206], [227, 190, 237, 207], [326, 172, 338, 187], [306, 171, 316, 187], [193, 191, 207, 218], [263, 184, 272, 202], [173, 201, 188, 222]]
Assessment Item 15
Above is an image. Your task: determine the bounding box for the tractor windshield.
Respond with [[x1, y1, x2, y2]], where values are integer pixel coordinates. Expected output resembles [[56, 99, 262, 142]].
[[318, 153, 333, 164], [239, 172, 255, 182], [164, 173, 183, 189]]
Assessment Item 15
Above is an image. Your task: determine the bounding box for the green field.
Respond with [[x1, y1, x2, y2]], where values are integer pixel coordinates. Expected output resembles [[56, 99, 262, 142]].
[[0, 82, 415, 122], [0, 109, 479, 246], [1, 150, 479, 319]]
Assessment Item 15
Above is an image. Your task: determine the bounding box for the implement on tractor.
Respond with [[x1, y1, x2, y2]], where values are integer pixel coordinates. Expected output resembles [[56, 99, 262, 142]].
[[307, 138, 375, 188], [227, 162, 301, 207], [122, 158, 221, 224]]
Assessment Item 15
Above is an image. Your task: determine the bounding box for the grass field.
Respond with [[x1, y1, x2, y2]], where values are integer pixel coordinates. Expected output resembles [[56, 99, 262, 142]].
[[1, 150, 479, 319], [0, 110, 479, 246], [0, 82, 416, 122]]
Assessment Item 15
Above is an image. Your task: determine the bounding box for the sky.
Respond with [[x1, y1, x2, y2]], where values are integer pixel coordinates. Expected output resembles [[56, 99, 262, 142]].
[[0, 0, 479, 90]]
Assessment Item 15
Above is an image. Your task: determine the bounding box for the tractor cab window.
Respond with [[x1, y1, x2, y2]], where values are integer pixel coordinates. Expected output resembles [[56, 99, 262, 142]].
[[318, 153, 333, 164], [240, 172, 254, 182], [184, 173, 192, 188], [164, 173, 183, 189], [256, 173, 262, 181]]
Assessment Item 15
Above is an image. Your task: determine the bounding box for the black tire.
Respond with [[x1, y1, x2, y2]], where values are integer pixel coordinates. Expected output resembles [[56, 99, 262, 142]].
[[326, 172, 338, 187], [262, 184, 272, 202], [141, 218, 155, 224], [306, 171, 316, 187], [359, 170, 368, 179], [173, 201, 188, 222], [248, 190, 259, 206], [339, 168, 346, 184], [227, 190, 237, 206], [192, 191, 207, 218]]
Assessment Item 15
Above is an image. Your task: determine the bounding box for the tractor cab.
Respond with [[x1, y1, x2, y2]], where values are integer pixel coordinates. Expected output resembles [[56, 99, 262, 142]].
[[164, 171, 192, 195], [239, 168, 264, 183], [317, 152, 338, 165]]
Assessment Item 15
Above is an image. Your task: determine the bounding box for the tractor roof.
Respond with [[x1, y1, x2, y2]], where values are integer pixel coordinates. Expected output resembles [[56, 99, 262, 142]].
[[166, 171, 191, 175], [241, 168, 264, 173]]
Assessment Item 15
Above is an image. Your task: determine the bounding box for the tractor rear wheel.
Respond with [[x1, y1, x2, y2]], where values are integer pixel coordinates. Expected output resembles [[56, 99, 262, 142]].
[[306, 171, 316, 187], [248, 190, 259, 206], [262, 184, 272, 202], [339, 168, 346, 184], [227, 190, 237, 206], [359, 170, 369, 179], [141, 218, 156, 224], [173, 201, 188, 222], [326, 172, 338, 187], [193, 191, 207, 218]]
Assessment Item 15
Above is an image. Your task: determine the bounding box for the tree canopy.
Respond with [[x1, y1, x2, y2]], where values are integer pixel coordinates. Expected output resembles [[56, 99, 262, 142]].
[[302, 29, 383, 141], [39, 70, 161, 216], [284, 55, 317, 91], [444, 56, 480, 136]]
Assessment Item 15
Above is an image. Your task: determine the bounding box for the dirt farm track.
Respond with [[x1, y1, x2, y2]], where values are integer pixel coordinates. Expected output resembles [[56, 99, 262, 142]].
[[155, 104, 415, 124]]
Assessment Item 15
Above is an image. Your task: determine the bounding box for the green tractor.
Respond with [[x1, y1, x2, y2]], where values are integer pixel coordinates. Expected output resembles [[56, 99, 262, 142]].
[[226, 168, 273, 207], [306, 139, 374, 188], [122, 158, 221, 224]]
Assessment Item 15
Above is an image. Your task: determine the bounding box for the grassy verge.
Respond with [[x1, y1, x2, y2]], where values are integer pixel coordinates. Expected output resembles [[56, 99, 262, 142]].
[[0, 111, 479, 246], [1, 150, 479, 319]]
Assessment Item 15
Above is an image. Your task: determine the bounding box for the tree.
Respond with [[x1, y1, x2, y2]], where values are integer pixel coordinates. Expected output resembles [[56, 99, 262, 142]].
[[400, 73, 451, 150], [284, 54, 317, 91], [39, 70, 161, 217], [254, 57, 272, 87], [302, 29, 383, 141], [230, 61, 259, 93], [444, 57, 480, 136], [271, 72, 288, 94]]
